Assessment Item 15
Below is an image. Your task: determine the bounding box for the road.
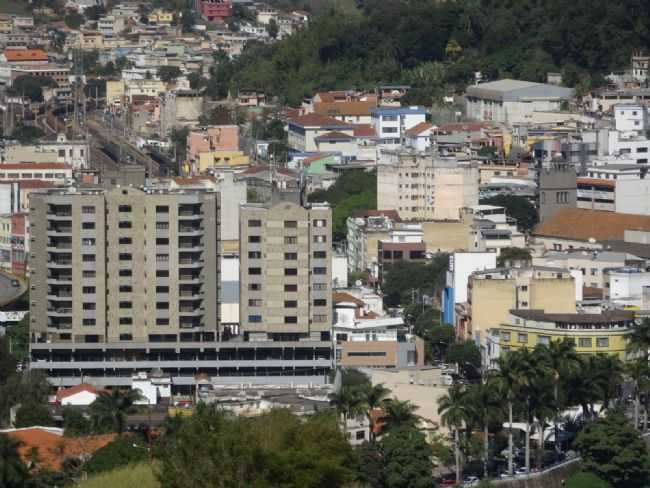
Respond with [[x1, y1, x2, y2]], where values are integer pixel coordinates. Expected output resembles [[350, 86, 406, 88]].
[[0, 271, 26, 308]]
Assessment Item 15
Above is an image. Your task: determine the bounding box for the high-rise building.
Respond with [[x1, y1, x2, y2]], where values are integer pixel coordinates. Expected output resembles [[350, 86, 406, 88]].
[[239, 201, 332, 342]]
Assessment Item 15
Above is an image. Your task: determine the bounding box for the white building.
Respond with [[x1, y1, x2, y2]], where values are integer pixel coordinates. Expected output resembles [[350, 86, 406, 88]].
[[607, 131, 650, 164], [465, 79, 574, 124], [614, 104, 648, 133], [370, 106, 427, 149], [132, 372, 171, 405], [577, 165, 650, 215], [220, 253, 239, 331], [55, 384, 99, 406], [606, 267, 650, 307]]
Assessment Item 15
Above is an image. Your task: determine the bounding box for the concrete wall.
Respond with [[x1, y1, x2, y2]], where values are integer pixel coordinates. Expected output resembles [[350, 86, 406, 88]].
[[422, 221, 472, 253], [539, 164, 577, 223], [616, 179, 650, 215]]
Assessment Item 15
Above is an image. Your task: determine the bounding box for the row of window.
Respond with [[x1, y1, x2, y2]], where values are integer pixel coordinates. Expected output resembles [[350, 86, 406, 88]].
[[248, 267, 327, 275], [248, 299, 327, 307], [248, 251, 327, 260], [501, 331, 610, 348], [248, 315, 328, 324], [248, 219, 327, 228], [248, 235, 327, 244], [247, 283, 327, 292], [82, 318, 173, 327], [81, 205, 174, 214]]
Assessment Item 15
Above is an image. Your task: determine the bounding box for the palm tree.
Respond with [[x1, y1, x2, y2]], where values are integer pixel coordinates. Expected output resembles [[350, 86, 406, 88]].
[[362, 383, 391, 441], [564, 357, 604, 421], [535, 339, 580, 454], [625, 358, 650, 430], [629, 318, 650, 361], [329, 385, 367, 436], [438, 385, 469, 485], [527, 375, 555, 470], [590, 354, 624, 411], [89, 388, 144, 435], [463, 379, 503, 478], [0, 434, 28, 488], [383, 399, 419, 430]]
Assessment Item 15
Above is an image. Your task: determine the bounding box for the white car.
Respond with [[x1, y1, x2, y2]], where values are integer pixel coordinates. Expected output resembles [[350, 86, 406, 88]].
[[462, 476, 480, 486]]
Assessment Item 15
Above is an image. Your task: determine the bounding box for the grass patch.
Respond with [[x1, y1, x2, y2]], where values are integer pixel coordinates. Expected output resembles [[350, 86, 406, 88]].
[[0, 0, 29, 14], [79, 463, 159, 488]]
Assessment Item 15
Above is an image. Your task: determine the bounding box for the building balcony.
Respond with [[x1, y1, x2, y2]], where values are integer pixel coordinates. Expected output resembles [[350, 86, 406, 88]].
[[46, 322, 72, 330], [47, 276, 73, 284], [179, 275, 201, 283], [48, 260, 73, 268], [46, 213, 72, 220], [47, 307, 72, 316], [179, 308, 203, 316], [178, 212, 202, 219], [47, 292, 72, 300], [178, 227, 204, 236], [47, 227, 72, 235], [179, 260, 203, 268], [47, 244, 72, 251]]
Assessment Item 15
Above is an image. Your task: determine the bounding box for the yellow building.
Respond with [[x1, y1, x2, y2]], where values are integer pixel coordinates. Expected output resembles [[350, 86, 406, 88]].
[[106, 80, 125, 106], [0, 17, 13, 33], [487, 309, 634, 364], [79, 31, 104, 50], [198, 151, 249, 171], [148, 10, 173, 24], [461, 266, 577, 345]]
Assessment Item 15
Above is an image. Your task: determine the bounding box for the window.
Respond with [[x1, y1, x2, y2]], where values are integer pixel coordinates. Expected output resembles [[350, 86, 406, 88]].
[[579, 337, 593, 348], [82, 254, 95, 262], [156, 286, 169, 293], [248, 315, 262, 323], [314, 299, 327, 307], [156, 222, 169, 230], [638, 147, 648, 153], [249, 267, 262, 275], [285, 268, 297, 276], [313, 251, 326, 259], [313, 267, 327, 275], [356, 430, 365, 441], [119, 301, 132, 309], [156, 302, 169, 310], [537, 335, 550, 346], [284, 252, 297, 260], [119, 221, 132, 229], [284, 220, 297, 228], [119, 253, 132, 261], [118, 205, 132, 212], [156, 270, 169, 277], [597, 337, 610, 348], [517, 333, 528, 343], [82, 303, 95, 310], [284, 236, 297, 244], [82, 318, 95, 326], [313, 283, 328, 290], [383, 127, 398, 133], [156, 205, 169, 213], [313, 235, 327, 243], [82, 222, 95, 230], [313, 219, 326, 227], [248, 299, 263, 307], [285, 300, 297, 308], [248, 283, 262, 291], [156, 254, 169, 263], [313, 315, 328, 323], [348, 351, 386, 357], [156, 318, 169, 326], [285, 284, 298, 292], [284, 316, 298, 324], [520, 285, 528, 292], [119, 333, 133, 340], [82, 206, 95, 214], [119, 237, 132, 245], [82, 238, 95, 246], [83, 270, 95, 278], [119, 317, 133, 325], [82, 286, 95, 294], [248, 219, 261, 227], [248, 251, 262, 259], [248, 235, 261, 243], [156, 238, 169, 246], [119, 285, 132, 293], [501, 331, 511, 342], [590, 268, 597, 276]]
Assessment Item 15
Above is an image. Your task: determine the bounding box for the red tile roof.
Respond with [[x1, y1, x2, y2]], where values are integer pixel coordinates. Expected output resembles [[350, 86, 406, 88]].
[[533, 208, 650, 242], [315, 131, 353, 141], [352, 124, 376, 137], [438, 122, 491, 133], [4, 49, 48, 62], [333, 292, 364, 306], [314, 100, 377, 117], [576, 177, 616, 188], [240, 165, 298, 178], [405, 121, 433, 137], [289, 113, 351, 128], [0, 163, 69, 170], [55, 383, 99, 402]]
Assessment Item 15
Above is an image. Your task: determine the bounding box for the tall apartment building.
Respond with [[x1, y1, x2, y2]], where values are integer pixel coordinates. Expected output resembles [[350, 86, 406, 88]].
[[377, 150, 479, 221], [240, 201, 333, 342]]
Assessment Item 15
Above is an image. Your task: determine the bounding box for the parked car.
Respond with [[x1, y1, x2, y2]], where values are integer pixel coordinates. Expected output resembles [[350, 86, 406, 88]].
[[10, 279, 19, 287], [462, 475, 480, 486]]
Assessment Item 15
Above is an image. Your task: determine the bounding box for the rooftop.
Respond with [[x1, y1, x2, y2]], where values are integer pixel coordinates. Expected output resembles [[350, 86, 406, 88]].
[[466, 78, 573, 102], [510, 308, 635, 324], [4, 48, 48, 62], [288, 113, 352, 128]]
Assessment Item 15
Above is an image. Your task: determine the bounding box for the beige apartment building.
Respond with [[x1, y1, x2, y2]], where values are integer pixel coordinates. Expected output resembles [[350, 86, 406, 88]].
[[377, 150, 479, 221], [459, 266, 577, 348], [240, 201, 332, 341]]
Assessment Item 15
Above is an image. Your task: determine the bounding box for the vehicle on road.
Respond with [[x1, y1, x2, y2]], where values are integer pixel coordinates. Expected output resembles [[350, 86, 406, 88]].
[[10, 279, 19, 287]]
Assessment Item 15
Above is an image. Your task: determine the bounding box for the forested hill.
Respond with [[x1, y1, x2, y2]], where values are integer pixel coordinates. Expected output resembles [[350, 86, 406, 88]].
[[228, 0, 650, 105]]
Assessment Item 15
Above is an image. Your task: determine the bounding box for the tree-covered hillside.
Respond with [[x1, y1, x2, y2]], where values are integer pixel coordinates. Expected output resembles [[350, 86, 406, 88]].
[[227, 0, 650, 105]]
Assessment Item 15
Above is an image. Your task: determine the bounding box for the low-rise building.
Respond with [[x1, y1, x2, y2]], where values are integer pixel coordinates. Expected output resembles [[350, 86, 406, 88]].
[[196, 0, 233, 22], [287, 114, 354, 152], [346, 210, 401, 276], [370, 106, 427, 149], [577, 165, 650, 215], [606, 267, 650, 307], [487, 309, 634, 365]]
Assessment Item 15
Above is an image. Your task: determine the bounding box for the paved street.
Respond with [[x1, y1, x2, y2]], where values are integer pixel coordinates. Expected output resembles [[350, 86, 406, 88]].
[[0, 272, 26, 307]]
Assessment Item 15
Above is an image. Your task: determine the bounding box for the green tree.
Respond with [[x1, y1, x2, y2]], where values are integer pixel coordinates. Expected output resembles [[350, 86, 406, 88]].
[[0, 336, 17, 385], [187, 72, 206, 90], [180, 8, 195, 33], [629, 318, 650, 361], [329, 385, 367, 436], [480, 195, 539, 232], [15, 402, 54, 428], [465, 379, 504, 477], [89, 389, 143, 435], [575, 411, 650, 488], [361, 383, 391, 441], [381, 427, 433, 488], [267, 18, 279, 39], [496, 247, 532, 267], [382, 399, 419, 431], [382, 255, 449, 308], [446, 340, 481, 374], [11, 124, 45, 144], [567, 472, 611, 488], [62, 405, 93, 437], [438, 385, 469, 483], [0, 434, 28, 488], [64, 12, 84, 29], [84, 436, 148, 474], [6, 315, 28, 363], [157, 66, 182, 83], [10, 75, 57, 103], [170, 126, 190, 164]]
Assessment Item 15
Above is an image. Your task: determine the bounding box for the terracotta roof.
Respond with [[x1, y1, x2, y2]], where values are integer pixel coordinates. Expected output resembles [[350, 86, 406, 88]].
[[576, 177, 616, 188], [314, 100, 377, 117], [239, 165, 298, 178], [438, 122, 491, 133], [55, 383, 98, 402], [3, 180, 58, 189], [333, 292, 364, 306], [353, 209, 401, 221], [404, 121, 433, 137], [582, 286, 604, 299], [302, 154, 330, 167], [315, 131, 353, 141], [4, 429, 116, 471], [4, 49, 48, 62], [288, 113, 351, 128], [0, 163, 70, 170], [352, 124, 376, 137], [534, 208, 650, 242]]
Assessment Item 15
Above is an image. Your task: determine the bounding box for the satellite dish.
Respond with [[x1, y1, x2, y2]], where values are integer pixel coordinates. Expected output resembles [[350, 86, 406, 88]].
[[355, 280, 362, 287]]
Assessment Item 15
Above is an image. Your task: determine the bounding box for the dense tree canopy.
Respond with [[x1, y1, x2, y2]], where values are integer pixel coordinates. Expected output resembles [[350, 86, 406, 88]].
[[480, 195, 539, 232], [382, 255, 449, 308], [219, 0, 650, 105]]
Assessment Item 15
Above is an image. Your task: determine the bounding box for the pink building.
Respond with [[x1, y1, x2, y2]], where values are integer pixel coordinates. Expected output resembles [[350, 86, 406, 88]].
[[195, 0, 233, 22], [186, 125, 240, 163]]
